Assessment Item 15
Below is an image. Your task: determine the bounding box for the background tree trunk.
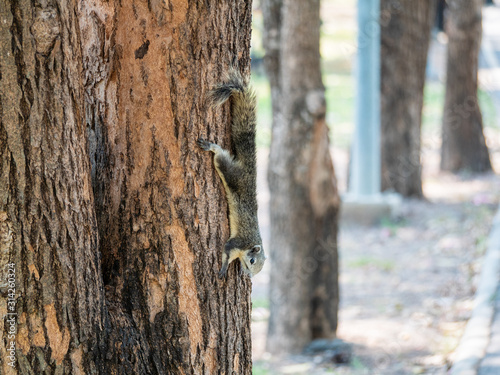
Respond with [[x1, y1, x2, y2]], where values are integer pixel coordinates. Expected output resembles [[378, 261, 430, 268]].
[[380, 0, 434, 198], [1, 0, 254, 373], [263, 0, 340, 354], [441, 0, 492, 173], [262, 0, 282, 124]]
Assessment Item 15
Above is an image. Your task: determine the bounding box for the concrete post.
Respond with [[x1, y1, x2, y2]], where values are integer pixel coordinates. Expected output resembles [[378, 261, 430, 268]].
[[342, 0, 401, 225], [350, 0, 381, 197]]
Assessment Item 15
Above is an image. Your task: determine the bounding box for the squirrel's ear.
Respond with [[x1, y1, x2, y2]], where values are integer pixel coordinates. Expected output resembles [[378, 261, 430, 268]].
[[251, 245, 261, 254]]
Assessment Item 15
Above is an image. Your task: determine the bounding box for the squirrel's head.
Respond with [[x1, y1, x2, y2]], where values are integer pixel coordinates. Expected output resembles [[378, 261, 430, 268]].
[[220, 238, 266, 279], [241, 245, 266, 277]]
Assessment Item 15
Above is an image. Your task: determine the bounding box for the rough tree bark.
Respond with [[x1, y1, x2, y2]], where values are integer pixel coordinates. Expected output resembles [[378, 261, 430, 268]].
[[380, 0, 434, 197], [1, 0, 254, 374], [0, 1, 106, 373], [263, 0, 340, 354], [441, 0, 492, 173]]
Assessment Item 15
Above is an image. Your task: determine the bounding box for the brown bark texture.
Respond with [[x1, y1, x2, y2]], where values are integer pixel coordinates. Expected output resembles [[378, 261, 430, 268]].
[[1, 0, 254, 374], [441, 0, 492, 173], [380, 0, 434, 198], [262, 0, 340, 354], [0, 1, 106, 373]]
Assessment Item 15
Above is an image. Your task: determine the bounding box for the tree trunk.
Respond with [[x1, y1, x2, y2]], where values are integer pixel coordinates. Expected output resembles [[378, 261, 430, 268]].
[[262, 0, 282, 123], [0, 1, 106, 373], [1, 0, 254, 374], [263, 0, 340, 354], [380, 0, 434, 197], [441, 0, 492, 173]]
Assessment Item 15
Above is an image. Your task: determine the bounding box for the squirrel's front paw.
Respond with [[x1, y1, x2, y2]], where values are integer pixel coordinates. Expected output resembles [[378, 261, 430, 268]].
[[197, 138, 212, 151], [218, 263, 229, 279]]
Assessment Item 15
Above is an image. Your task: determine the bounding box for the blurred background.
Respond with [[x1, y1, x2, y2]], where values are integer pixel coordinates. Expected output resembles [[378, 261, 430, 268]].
[[248, 0, 500, 374]]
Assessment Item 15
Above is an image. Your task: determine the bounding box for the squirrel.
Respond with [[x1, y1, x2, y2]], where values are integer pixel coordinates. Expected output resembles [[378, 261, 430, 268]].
[[198, 69, 266, 278]]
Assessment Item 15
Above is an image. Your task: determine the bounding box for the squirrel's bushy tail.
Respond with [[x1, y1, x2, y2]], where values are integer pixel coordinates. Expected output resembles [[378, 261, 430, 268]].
[[207, 69, 257, 164], [207, 69, 247, 106]]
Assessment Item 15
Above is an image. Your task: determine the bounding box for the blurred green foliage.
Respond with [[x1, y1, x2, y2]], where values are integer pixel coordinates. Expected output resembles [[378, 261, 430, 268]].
[[252, 296, 270, 309], [252, 362, 271, 375], [346, 256, 395, 272]]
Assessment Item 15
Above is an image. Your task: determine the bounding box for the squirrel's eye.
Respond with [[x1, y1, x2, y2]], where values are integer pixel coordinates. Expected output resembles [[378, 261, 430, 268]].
[[250, 258, 255, 265]]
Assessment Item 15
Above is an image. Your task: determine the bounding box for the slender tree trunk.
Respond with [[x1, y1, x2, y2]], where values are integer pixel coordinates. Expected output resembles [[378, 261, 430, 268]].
[[441, 0, 492, 173], [1, 0, 254, 373], [263, 0, 340, 354], [262, 0, 282, 123], [380, 0, 433, 197]]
